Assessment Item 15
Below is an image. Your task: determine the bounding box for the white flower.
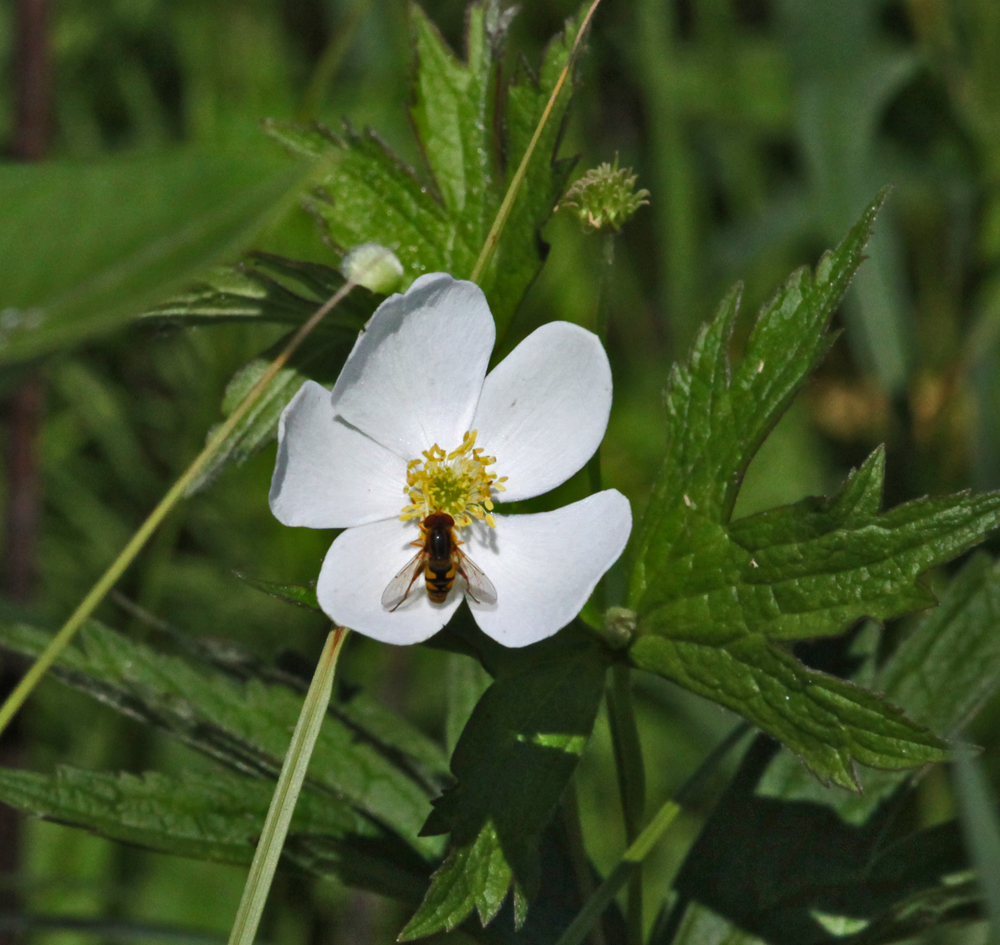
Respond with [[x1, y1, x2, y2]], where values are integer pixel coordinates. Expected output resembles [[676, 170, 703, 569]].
[[269, 273, 632, 647]]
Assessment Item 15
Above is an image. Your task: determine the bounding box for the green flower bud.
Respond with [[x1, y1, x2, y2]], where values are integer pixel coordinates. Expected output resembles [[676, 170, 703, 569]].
[[602, 606, 638, 649], [342, 243, 405, 294], [558, 158, 650, 234]]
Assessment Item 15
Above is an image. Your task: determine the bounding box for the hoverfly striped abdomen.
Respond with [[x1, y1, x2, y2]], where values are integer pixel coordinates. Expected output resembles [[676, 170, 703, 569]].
[[381, 510, 498, 612], [424, 513, 458, 602]]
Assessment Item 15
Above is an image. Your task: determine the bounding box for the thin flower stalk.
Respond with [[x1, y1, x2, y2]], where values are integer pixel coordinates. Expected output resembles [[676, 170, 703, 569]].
[[228, 626, 350, 945], [607, 664, 646, 945], [0, 277, 360, 739], [469, 0, 604, 285]]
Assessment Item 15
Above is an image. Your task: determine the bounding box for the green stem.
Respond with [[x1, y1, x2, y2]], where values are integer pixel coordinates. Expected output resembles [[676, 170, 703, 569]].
[[606, 664, 645, 945], [228, 626, 350, 945], [0, 279, 359, 739], [560, 781, 607, 945], [554, 797, 680, 945], [556, 721, 751, 945], [587, 232, 616, 494], [469, 0, 604, 285], [595, 232, 616, 345]]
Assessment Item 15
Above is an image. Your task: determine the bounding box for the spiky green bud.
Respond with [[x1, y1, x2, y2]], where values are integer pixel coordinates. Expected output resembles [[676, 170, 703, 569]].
[[558, 159, 650, 234]]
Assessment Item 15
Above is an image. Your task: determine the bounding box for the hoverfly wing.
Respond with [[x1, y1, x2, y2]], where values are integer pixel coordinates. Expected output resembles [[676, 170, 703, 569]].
[[457, 549, 497, 606], [381, 550, 426, 612]]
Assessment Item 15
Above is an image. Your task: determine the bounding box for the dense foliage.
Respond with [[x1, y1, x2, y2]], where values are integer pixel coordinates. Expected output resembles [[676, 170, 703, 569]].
[[3, 2, 1000, 944]]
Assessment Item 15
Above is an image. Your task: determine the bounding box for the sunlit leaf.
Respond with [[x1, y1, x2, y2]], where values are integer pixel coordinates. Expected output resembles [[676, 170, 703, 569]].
[[629, 190, 1000, 789]]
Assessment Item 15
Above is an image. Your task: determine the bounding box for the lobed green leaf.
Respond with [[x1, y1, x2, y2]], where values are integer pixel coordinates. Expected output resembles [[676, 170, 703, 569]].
[[264, 1, 585, 336], [628, 190, 1000, 788], [630, 191, 887, 597], [399, 821, 515, 941]]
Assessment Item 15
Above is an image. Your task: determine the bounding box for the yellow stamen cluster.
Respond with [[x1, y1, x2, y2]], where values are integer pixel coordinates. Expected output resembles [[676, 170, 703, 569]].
[[400, 430, 507, 528]]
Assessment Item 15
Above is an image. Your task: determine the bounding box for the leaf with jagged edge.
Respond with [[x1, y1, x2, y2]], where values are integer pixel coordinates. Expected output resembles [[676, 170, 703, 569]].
[[0, 765, 431, 901], [0, 619, 443, 858], [759, 551, 1000, 822], [399, 627, 606, 939], [0, 765, 362, 863], [265, 1, 587, 335], [628, 190, 1000, 790], [142, 252, 378, 328]]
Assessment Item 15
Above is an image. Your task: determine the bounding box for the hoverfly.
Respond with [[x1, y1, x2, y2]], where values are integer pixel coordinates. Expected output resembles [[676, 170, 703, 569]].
[[381, 511, 497, 611]]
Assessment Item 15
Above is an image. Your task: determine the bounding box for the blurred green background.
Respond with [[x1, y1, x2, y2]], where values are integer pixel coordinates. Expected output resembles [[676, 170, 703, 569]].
[[3, 0, 1000, 942]]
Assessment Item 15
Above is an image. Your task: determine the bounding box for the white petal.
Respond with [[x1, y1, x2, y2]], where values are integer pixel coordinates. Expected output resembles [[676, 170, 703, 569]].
[[472, 322, 612, 501], [317, 518, 463, 645], [330, 274, 495, 459], [270, 380, 407, 528], [466, 490, 632, 647]]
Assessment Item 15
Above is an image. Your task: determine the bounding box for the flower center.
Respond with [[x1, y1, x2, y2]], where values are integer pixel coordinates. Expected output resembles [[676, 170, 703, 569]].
[[400, 430, 507, 528]]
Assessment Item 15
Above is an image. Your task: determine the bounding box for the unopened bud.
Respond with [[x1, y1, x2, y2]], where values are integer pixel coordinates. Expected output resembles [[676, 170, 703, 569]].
[[341, 243, 405, 294], [602, 607, 638, 649]]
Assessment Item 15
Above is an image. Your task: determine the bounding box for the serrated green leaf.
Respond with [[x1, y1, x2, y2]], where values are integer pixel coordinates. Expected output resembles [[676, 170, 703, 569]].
[[627, 191, 1000, 789], [399, 821, 512, 941], [631, 193, 886, 595], [162, 629, 450, 785], [0, 764, 428, 901], [409, 3, 497, 255], [0, 620, 441, 857], [265, 119, 453, 280], [403, 628, 606, 938], [265, 1, 586, 336], [632, 631, 945, 791], [760, 553, 1000, 820], [0, 151, 311, 362], [144, 252, 378, 329], [0, 765, 366, 865]]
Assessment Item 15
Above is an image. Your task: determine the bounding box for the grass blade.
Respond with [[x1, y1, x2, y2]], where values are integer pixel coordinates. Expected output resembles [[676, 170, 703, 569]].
[[228, 626, 350, 945]]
